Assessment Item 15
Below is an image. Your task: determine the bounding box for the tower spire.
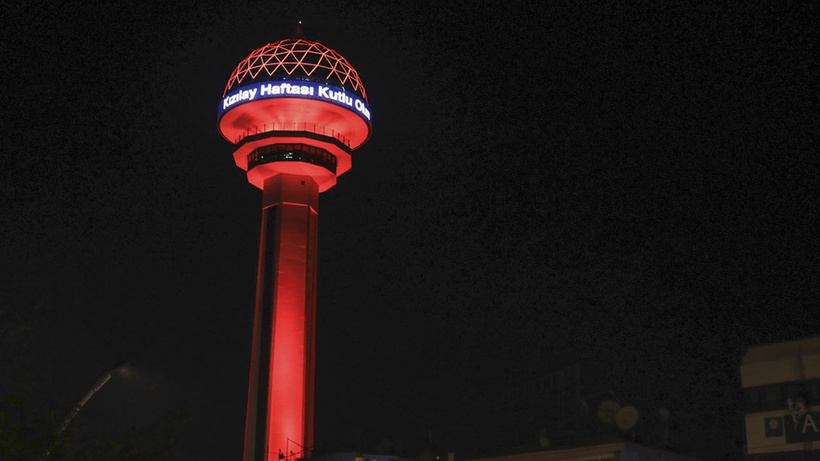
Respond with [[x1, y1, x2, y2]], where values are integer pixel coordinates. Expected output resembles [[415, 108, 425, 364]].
[[292, 20, 306, 39]]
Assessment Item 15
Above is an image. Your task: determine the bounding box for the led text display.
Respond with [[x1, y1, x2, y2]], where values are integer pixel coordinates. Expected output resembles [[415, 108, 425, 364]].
[[218, 81, 372, 123]]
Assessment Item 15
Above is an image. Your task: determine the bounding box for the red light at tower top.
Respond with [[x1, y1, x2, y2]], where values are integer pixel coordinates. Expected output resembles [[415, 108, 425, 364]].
[[218, 33, 371, 461]]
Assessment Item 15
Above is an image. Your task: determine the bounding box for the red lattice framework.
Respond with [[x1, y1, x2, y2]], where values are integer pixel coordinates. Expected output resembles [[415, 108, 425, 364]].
[[224, 39, 367, 101]]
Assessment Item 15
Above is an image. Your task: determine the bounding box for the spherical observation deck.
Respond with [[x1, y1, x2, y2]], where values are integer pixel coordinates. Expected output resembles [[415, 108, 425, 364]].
[[218, 38, 372, 192]]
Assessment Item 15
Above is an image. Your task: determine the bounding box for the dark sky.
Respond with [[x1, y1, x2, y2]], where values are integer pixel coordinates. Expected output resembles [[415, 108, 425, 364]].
[[2, 1, 818, 459]]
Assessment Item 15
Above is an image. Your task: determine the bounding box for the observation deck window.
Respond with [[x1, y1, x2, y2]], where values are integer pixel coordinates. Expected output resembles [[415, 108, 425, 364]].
[[247, 144, 337, 174]]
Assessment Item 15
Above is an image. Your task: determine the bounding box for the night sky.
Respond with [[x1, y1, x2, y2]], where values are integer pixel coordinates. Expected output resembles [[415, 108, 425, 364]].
[[2, 1, 818, 459]]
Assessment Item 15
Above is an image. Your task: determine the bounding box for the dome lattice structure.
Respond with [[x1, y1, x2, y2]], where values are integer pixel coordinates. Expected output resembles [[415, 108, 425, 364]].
[[223, 39, 367, 101]]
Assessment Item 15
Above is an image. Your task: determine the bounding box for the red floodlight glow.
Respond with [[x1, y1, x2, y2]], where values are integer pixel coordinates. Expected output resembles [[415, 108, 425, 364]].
[[220, 34, 371, 461], [232, 133, 351, 192], [224, 39, 368, 102], [219, 97, 371, 150]]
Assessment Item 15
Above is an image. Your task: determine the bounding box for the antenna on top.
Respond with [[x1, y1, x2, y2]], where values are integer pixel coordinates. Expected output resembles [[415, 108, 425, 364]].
[[292, 20, 306, 39]]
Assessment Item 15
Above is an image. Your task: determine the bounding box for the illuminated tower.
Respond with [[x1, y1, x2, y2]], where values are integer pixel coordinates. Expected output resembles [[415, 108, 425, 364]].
[[217, 33, 372, 461]]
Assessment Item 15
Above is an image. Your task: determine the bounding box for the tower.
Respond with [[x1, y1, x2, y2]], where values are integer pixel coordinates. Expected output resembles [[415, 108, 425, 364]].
[[217, 34, 372, 461]]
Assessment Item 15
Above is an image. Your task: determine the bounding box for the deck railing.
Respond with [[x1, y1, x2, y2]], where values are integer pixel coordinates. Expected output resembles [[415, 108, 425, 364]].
[[234, 122, 350, 147]]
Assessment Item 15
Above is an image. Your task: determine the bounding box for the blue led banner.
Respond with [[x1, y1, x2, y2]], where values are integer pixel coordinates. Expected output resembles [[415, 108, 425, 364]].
[[218, 80, 372, 123]]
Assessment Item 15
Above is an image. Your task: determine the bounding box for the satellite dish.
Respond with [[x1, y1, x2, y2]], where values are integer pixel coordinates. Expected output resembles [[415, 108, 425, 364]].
[[615, 405, 639, 430], [598, 400, 621, 425]]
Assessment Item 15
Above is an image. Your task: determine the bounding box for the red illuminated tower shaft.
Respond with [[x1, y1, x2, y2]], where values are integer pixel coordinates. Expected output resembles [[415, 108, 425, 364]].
[[218, 36, 371, 461], [245, 175, 319, 460]]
